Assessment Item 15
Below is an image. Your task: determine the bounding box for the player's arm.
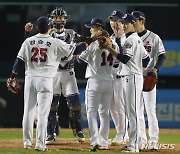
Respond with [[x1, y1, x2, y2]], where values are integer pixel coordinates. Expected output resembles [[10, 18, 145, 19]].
[[105, 45, 131, 64], [73, 43, 87, 55], [7, 57, 23, 94], [10, 58, 24, 79], [142, 56, 150, 68], [153, 53, 166, 73], [112, 37, 122, 68], [151, 36, 166, 73]]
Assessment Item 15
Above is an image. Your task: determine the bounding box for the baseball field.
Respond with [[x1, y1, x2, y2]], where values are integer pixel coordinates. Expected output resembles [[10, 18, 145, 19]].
[[0, 128, 179, 153]]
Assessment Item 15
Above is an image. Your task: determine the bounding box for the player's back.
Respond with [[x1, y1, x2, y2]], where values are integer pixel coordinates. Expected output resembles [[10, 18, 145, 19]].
[[123, 33, 148, 75], [18, 33, 70, 78]]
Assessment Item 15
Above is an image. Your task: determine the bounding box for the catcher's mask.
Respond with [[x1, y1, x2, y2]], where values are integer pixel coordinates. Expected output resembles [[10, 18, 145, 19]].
[[50, 7, 69, 29]]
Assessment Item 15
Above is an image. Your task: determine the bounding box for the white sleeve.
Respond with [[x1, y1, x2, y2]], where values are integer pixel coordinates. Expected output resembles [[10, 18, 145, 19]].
[[123, 39, 133, 58], [17, 40, 27, 62], [155, 35, 166, 56], [79, 44, 93, 63], [56, 39, 75, 62]]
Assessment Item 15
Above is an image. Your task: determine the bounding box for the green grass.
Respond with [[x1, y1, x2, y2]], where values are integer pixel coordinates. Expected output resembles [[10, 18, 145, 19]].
[[159, 132, 180, 144], [0, 129, 22, 140], [0, 128, 179, 154]]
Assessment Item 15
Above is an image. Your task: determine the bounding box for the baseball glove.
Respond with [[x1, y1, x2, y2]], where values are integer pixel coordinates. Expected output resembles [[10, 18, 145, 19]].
[[143, 72, 158, 92], [7, 78, 21, 94], [97, 30, 111, 49]]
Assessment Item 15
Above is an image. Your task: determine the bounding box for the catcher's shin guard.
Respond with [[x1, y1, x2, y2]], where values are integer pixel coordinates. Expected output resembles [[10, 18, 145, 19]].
[[47, 113, 59, 136], [69, 111, 85, 142], [67, 94, 85, 142], [69, 110, 83, 131]]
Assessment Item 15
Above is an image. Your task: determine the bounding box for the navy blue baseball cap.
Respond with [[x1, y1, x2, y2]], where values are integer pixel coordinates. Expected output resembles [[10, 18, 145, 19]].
[[108, 10, 124, 21], [36, 16, 50, 32], [85, 18, 104, 28], [131, 11, 146, 20], [122, 13, 136, 24]]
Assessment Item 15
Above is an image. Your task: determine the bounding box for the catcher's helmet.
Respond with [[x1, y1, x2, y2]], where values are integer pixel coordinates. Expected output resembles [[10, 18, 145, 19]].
[[50, 7, 69, 29]]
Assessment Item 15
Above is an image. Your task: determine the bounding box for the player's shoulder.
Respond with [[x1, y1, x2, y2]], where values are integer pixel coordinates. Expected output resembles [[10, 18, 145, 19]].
[[87, 41, 99, 51], [64, 28, 77, 34], [24, 34, 37, 43], [126, 32, 138, 41], [53, 37, 65, 44], [147, 29, 161, 39]]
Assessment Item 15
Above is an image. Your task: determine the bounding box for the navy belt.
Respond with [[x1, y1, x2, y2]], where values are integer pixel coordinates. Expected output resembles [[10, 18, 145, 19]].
[[116, 75, 126, 79]]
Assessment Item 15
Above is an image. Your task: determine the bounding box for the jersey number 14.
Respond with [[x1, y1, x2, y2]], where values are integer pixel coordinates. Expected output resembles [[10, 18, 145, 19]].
[[101, 52, 113, 66]]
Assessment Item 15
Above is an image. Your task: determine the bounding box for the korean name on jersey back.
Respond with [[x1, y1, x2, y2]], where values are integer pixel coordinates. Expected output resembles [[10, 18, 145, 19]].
[[17, 34, 71, 78]]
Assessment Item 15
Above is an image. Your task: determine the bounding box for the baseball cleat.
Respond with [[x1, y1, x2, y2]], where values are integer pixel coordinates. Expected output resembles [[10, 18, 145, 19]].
[[121, 145, 139, 153], [90, 144, 99, 152], [76, 131, 85, 143], [35, 146, 50, 152], [110, 137, 125, 146], [24, 145, 32, 149], [98, 145, 108, 150], [45, 135, 56, 145]]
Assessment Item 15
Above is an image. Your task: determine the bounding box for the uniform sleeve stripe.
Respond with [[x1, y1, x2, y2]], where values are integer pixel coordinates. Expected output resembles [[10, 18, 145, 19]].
[[142, 54, 149, 59], [157, 51, 166, 56], [66, 45, 76, 59], [123, 52, 133, 57], [79, 56, 88, 63], [17, 56, 25, 62]]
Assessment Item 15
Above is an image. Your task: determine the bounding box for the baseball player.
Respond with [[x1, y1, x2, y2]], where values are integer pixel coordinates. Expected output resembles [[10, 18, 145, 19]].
[[24, 7, 85, 144], [46, 7, 85, 144], [108, 10, 129, 145], [131, 11, 166, 150], [77, 18, 119, 151], [104, 14, 150, 152], [7, 16, 74, 151]]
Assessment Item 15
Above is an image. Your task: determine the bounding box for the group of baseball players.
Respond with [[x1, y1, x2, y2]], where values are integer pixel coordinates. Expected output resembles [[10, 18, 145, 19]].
[[7, 6, 166, 153]]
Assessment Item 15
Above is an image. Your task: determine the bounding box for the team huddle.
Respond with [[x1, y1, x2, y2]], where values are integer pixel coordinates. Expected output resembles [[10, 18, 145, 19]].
[[6, 7, 166, 152]]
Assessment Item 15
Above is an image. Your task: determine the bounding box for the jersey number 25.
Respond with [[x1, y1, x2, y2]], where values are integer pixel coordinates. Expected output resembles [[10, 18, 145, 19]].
[[31, 47, 47, 62]]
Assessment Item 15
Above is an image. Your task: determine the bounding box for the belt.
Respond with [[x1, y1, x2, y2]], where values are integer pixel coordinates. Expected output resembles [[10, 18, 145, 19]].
[[116, 75, 126, 79]]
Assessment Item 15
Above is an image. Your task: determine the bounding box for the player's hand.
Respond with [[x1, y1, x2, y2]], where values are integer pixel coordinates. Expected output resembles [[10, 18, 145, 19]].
[[151, 68, 158, 77], [25, 22, 33, 32]]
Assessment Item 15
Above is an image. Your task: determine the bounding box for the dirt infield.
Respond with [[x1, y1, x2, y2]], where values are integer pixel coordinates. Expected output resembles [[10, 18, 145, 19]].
[[0, 138, 180, 153], [0, 129, 180, 153]]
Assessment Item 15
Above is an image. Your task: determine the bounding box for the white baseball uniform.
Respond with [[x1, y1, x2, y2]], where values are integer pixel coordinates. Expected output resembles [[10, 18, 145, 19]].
[[109, 33, 129, 143], [139, 30, 165, 146], [79, 40, 119, 147], [122, 32, 149, 152], [18, 33, 74, 150], [52, 29, 79, 97]]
